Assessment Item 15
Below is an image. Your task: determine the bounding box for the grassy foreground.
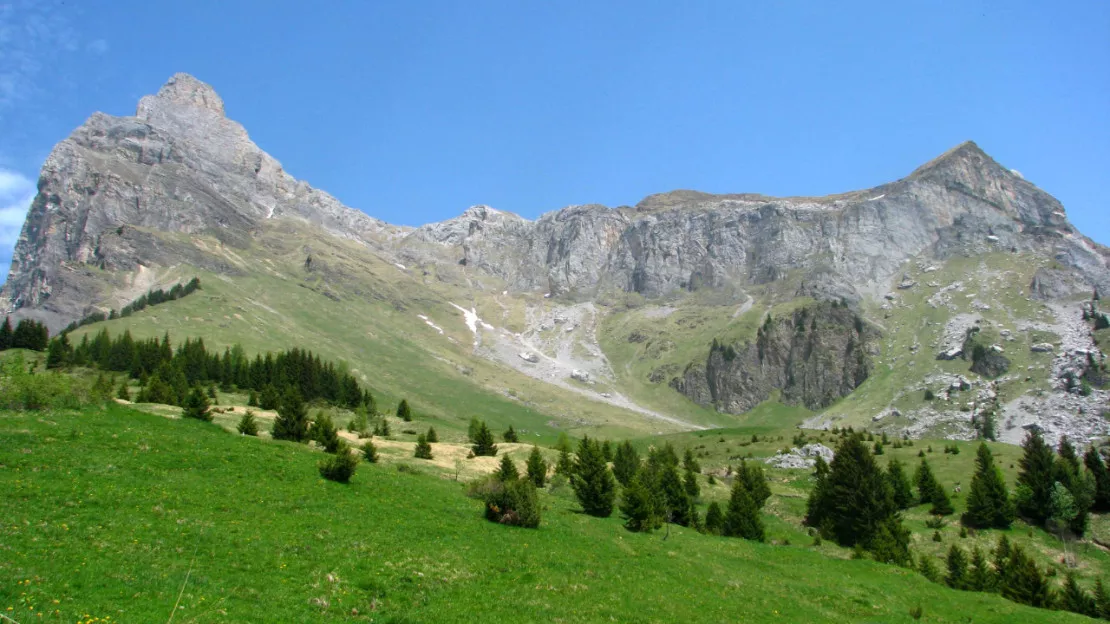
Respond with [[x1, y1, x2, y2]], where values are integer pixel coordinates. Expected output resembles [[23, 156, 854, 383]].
[[0, 405, 1088, 623]]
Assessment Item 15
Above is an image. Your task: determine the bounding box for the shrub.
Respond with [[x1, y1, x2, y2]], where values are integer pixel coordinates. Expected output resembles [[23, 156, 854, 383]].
[[503, 425, 519, 442], [414, 434, 434, 459], [182, 386, 212, 422], [426, 426, 438, 443], [470, 475, 541, 528], [0, 352, 86, 410], [319, 443, 358, 483], [236, 410, 259, 436], [361, 440, 379, 463]]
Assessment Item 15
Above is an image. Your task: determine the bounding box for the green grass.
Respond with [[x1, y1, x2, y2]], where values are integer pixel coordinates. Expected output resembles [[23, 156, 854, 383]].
[[0, 404, 1097, 623]]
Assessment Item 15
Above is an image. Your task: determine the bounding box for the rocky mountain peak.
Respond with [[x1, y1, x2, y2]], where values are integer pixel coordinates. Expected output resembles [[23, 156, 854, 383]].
[[137, 73, 225, 119]]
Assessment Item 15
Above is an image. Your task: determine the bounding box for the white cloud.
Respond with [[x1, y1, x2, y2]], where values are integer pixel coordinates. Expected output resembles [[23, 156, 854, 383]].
[[0, 168, 35, 253]]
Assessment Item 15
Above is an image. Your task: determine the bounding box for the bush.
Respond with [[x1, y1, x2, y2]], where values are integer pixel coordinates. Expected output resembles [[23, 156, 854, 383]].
[[0, 353, 87, 410], [236, 410, 259, 436], [319, 443, 358, 483], [470, 476, 541, 528], [361, 440, 379, 463], [182, 386, 212, 422], [924, 389, 935, 401], [414, 434, 433, 459]]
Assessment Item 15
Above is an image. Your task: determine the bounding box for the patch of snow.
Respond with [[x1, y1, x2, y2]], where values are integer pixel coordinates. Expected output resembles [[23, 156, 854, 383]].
[[868, 194, 886, 202], [417, 314, 444, 335], [394, 262, 407, 270]]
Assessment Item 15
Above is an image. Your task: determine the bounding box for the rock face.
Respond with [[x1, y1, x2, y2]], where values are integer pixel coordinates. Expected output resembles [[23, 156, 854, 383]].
[[672, 304, 877, 414], [0, 73, 403, 329], [766, 443, 835, 469]]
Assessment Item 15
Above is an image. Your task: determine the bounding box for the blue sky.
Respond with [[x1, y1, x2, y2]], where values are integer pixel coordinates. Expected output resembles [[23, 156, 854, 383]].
[[1, 1, 1108, 282]]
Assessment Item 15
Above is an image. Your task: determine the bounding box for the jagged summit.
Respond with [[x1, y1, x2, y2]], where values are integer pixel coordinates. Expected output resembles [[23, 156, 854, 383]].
[[137, 73, 225, 118]]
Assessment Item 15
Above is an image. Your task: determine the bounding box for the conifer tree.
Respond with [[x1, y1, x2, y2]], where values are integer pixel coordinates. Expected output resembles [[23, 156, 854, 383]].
[[272, 387, 309, 442], [495, 454, 519, 481], [917, 554, 941, 583], [570, 436, 616, 517], [1016, 429, 1055, 525], [683, 448, 701, 474], [704, 501, 724, 535], [426, 426, 438, 443], [944, 544, 969, 590], [0, 316, 12, 350], [182, 386, 212, 421], [374, 417, 391, 438], [471, 420, 498, 457], [684, 468, 700, 501], [612, 440, 641, 487], [361, 440, 379, 463], [1053, 437, 1092, 535], [311, 412, 341, 453], [554, 433, 574, 476], [318, 442, 358, 483], [414, 433, 433, 459], [259, 384, 280, 410], [967, 546, 993, 592], [525, 445, 548, 487], [737, 460, 771, 509], [117, 379, 131, 401], [998, 544, 1052, 608], [1083, 446, 1110, 512], [396, 399, 413, 422], [805, 456, 831, 529], [963, 442, 1015, 529], [930, 482, 954, 516], [46, 334, 71, 369], [723, 480, 765, 541], [248, 389, 259, 407], [601, 439, 612, 462], [886, 459, 915, 510], [915, 458, 941, 505], [659, 463, 692, 526], [236, 410, 259, 436], [868, 517, 912, 566], [1060, 573, 1095, 617], [467, 417, 481, 442], [503, 425, 519, 443], [1094, 578, 1110, 620], [620, 469, 662, 532]]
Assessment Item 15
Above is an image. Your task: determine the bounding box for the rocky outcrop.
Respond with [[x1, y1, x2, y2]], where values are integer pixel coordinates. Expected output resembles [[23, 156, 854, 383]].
[[0, 73, 404, 329], [765, 443, 835, 469], [675, 304, 877, 414]]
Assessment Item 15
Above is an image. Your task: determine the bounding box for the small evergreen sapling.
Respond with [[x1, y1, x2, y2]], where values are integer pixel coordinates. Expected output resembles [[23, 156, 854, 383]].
[[722, 480, 765, 542], [495, 455, 520, 481], [236, 410, 259, 436], [525, 445, 548, 488], [503, 425, 519, 443], [414, 434, 434, 459], [319, 442, 358, 483], [182, 386, 212, 421], [361, 440, 379, 463], [471, 421, 498, 457], [117, 380, 131, 401], [570, 436, 616, 518], [396, 399, 413, 422], [426, 426, 438, 443], [704, 501, 724, 535]]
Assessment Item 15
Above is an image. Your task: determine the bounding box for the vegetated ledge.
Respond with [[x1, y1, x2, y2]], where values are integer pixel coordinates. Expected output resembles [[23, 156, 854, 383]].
[[61, 277, 201, 334]]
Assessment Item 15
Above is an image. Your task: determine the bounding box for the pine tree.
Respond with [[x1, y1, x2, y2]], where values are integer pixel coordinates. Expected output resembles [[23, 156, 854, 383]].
[[311, 412, 341, 453], [683, 468, 700, 501], [471, 421, 498, 457], [704, 501, 724, 535], [658, 463, 692, 526], [601, 439, 612, 462], [117, 379, 131, 401], [374, 417, 391, 438], [723, 480, 765, 541], [570, 436, 616, 517], [182, 386, 212, 421], [259, 384, 280, 410], [247, 390, 259, 407], [503, 425, 519, 443], [1060, 573, 1095, 617], [930, 483, 954, 516], [806, 435, 903, 551], [525, 445, 548, 487], [1054, 437, 1092, 536], [495, 454, 519, 481], [554, 433, 574, 476], [46, 334, 71, 369], [272, 387, 309, 442], [945, 544, 969, 590], [805, 455, 831, 529], [318, 442, 358, 483], [426, 426, 438, 443], [236, 410, 259, 436], [918, 554, 941, 583], [963, 442, 1015, 529], [1083, 446, 1110, 512], [886, 459, 915, 510], [915, 458, 941, 505], [1016, 429, 1055, 525], [414, 434, 433, 459], [361, 440, 379, 463], [467, 417, 481, 442], [683, 448, 701, 474], [612, 440, 641, 487], [620, 469, 662, 532], [396, 399, 413, 422], [737, 460, 771, 509], [1094, 578, 1110, 620]]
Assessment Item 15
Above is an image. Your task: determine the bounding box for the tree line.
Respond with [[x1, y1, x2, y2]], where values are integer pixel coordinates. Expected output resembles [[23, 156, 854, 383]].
[[0, 317, 49, 352], [61, 277, 202, 334]]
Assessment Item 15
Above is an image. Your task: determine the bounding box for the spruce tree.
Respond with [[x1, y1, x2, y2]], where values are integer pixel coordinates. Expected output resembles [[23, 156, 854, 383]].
[[683, 468, 700, 501], [467, 417, 481, 442], [554, 434, 574, 476], [247, 390, 259, 407], [659, 463, 692, 526], [723, 480, 765, 541], [272, 387, 309, 442], [426, 426, 438, 443], [944, 544, 969, 590], [570, 436, 616, 517], [917, 554, 941, 583], [259, 384, 280, 410], [601, 439, 613, 462], [117, 379, 131, 401], [414, 434, 433, 459], [805, 456, 831, 529], [503, 425, 519, 443], [868, 516, 912, 566], [1083, 446, 1110, 512], [236, 410, 259, 436], [620, 469, 662, 532], [1016, 429, 1055, 525], [1094, 578, 1110, 620], [930, 483, 954, 516], [999, 544, 1052, 608], [361, 440, 379, 463], [704, 501, 724, 535], [963, 442, 1015, 529], [1053, 437, 1092, 536], [1060, 573, 1095, 617], [967, 546, 993, 592], [915, 458, 941, 505], [396, 399, 413, 422], [311, 412, 341, 453], [471, 421, 498, 457], [806, 435, 903, 551], [46, 334, 71, 369], [318, 442, 358, 483], [886, 458, 914, 510], [182, 386, 212, 421], [0, 316, 11, 350], [525, 445, 548, 487], [495, 454, 519, 481], [612, 440, 641, 487], [737, 460, 771, 509], [683, 448, 701, 474]]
